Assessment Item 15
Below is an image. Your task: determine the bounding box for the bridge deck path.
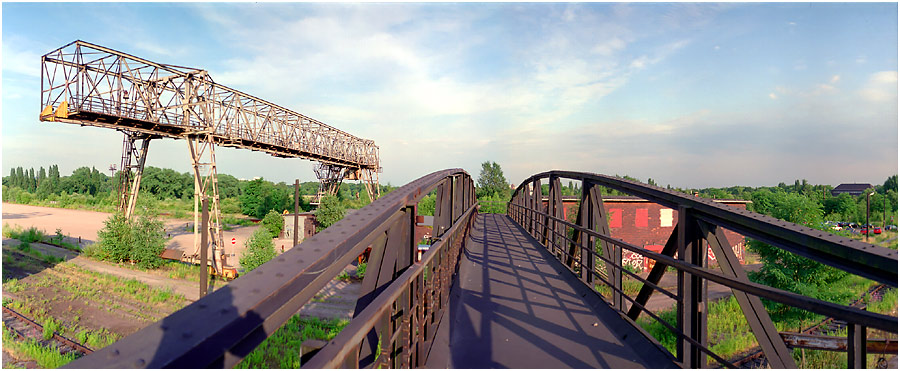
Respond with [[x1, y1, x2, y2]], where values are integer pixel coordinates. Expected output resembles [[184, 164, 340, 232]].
[[427, 214, 678, 368]]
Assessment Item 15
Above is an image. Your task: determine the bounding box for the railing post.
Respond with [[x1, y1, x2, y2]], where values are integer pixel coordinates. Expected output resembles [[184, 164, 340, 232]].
[[677, 206, 707, 368], [532, 179, 541, 239], [848, 322, 867, 368]]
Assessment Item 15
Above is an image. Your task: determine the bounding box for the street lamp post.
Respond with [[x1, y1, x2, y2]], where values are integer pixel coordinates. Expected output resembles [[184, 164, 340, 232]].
[[866, 192, 875, 242]]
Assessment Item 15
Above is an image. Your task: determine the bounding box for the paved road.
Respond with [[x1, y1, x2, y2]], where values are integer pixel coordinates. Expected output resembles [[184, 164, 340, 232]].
[[427, 214, 677, 368]]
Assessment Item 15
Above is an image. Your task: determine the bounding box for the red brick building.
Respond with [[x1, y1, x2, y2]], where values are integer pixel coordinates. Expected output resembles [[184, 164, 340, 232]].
[[545, 196, 751, 272]]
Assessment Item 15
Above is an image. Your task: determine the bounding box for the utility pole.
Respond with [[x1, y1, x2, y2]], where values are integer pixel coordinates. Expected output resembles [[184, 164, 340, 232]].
[[294, 179, 300, 248], [866, 192, 874, 242]]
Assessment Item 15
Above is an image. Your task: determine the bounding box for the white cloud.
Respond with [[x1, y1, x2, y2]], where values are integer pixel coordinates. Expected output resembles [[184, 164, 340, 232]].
[[769, 93, 777, 99], [1, 38, 41, 77], [830, 75, 840, 84], [859, 71, 898, 103]]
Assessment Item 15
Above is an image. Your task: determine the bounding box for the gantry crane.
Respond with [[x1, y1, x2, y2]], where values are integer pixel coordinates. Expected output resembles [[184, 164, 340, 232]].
[[39, 40, 381, 275]]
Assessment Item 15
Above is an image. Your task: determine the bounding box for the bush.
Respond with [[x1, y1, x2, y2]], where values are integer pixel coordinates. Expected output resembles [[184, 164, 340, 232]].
[[261, 210, 284, 238], [240, 228, 276, 272], [315, 196, 345, 232], [96, 213, 166, 268]]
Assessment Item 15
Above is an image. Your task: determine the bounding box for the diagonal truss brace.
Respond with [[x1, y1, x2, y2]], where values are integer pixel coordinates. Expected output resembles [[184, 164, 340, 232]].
[[119, 131, 155, 218], [187, 134, 225, 275]]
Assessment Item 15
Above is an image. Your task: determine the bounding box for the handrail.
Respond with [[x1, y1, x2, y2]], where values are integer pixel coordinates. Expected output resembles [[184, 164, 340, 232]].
[[507, 170, 898, 369], [515, 171, 896, 286], [304, 202, 478, 368], [63, 169, 475, 368], [506, 202, 896, 331]]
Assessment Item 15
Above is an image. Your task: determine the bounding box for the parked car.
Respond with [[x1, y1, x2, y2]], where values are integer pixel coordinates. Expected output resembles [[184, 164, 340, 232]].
[[860, 228, 868, 235], [848, 223, 859, 229], [886, 225, 897, 231], [874, 227, 882, 234]]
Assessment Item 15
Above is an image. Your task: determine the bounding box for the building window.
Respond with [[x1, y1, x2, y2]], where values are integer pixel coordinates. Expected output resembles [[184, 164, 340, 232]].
[[636, 208, 648, 228], [609, 208, 622, 228], [660, 208, 674, 227]]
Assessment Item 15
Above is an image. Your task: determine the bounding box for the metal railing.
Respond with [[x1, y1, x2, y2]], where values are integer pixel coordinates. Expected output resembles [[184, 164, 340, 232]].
[[507, 170, 897, 369], [63, 169, 475, 368]]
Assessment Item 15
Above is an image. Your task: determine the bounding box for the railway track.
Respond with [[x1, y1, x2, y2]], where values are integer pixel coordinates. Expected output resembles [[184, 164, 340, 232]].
[[729, 284, 890, 368], [2, 306, 93, 361]]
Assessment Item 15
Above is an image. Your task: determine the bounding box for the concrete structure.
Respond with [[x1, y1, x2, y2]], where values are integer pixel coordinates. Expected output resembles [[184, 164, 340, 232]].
[[282, 212, 317, 242]]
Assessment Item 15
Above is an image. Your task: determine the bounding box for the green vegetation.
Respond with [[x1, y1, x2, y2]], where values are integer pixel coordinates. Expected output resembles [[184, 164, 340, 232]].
[[1, 325, 79, 368], [240, 228, 277, 273], [237, 316, 348, 369], [95, 213, 167, 268], [315, 195, 345, 232], [261, 210, 284, 238]]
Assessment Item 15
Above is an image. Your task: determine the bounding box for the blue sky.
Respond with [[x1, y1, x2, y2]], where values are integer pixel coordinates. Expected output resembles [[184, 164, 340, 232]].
[[2, 2, 897, 188]]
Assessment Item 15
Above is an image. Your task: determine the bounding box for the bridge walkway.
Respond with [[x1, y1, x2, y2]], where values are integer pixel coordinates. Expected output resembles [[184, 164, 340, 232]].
[[426, 213, 678, 368]]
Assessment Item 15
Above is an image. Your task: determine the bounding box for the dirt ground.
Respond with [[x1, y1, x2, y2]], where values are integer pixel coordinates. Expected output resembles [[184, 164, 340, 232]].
[[1, 202, 265, 269], [1, 203, 360, 367]]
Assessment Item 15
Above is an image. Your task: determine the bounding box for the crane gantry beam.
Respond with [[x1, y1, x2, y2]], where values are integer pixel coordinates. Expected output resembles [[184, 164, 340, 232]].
[[39, 40, 381, 277]]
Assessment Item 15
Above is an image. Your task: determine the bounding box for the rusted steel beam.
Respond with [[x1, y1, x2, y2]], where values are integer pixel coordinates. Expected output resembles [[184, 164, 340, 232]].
[[779, 332, 898, 353], [504, 201, 897, 333], [63, 169, 470, 369], [40, 40, 381, 200], [305, 203, 478, 368], [512, 171, 897, 286], [700, 221, 796, 368]]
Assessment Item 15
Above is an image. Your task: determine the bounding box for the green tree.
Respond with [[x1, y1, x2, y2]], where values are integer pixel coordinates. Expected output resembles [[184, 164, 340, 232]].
[[883, 175, 898, 194], [96, 213, 166, 268], [476, 161, 509, 198], [418, 194, 436, 216], [315, 195, 345, 232], [240, 228, 276, 272], [747, 191, 850, 322], [261, 210, 284, 238], [240, 178, 291, 219]]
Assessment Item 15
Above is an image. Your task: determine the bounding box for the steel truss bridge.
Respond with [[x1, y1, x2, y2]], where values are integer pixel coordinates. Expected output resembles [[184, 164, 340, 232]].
[[63, 169, 897, 369], [39, 41, 380, 274]]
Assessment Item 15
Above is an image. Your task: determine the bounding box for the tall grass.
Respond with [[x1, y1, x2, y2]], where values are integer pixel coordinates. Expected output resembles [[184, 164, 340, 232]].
[[236, 316, 348, 368], [1, 325, 79, 368]]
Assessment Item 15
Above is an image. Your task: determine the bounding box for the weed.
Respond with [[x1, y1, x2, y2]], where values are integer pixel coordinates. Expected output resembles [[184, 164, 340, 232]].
[[2, 326, 78, 368], [42, 318, 61, 340], [236, 316, 348, 368], [4, 278, 25, 293]]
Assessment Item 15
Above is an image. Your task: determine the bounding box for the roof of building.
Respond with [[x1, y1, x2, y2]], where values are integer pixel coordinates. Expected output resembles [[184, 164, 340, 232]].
[[832, 183, 874, 193], [551, 195, 751, 204]]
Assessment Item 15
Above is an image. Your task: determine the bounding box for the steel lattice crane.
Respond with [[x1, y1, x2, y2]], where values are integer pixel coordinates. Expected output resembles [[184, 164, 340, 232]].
[[39, 40, 381, 277]]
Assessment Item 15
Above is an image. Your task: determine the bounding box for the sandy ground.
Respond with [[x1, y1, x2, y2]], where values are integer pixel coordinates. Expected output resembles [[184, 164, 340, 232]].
[[1, 202, 265, 269]]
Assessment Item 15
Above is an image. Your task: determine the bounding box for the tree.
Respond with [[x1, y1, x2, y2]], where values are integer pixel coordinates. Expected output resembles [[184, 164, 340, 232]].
[[240, 228, 276, 272], [883, 175, 898, 194], [239, 178, 291, 219], [261, 210, 284, 238], [747, 191, 850, 322], [476, 161, 508, 198], [315, 195, 345, 232], [96, 213, 166, 268]]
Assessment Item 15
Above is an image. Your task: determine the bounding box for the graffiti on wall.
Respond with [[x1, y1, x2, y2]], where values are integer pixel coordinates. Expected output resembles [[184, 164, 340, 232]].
[[632, 242, 746, 272]]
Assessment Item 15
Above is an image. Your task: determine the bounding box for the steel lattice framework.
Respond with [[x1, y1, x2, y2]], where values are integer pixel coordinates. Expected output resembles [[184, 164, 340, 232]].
[[39, 40, 381, 274], [40, 40, 380, 175]]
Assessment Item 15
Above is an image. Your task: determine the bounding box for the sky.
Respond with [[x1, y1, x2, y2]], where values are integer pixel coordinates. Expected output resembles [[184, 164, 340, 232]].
[[2, 2, 898, 189]]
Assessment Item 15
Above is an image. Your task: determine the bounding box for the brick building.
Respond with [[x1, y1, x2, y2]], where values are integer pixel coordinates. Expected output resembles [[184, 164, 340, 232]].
[[544, 196, 751, 272]]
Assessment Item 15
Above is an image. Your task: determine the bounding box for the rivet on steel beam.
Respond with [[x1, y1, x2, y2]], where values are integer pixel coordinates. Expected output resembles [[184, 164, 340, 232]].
[[135, 359, 146, 367], [109, 349, 120, 358]]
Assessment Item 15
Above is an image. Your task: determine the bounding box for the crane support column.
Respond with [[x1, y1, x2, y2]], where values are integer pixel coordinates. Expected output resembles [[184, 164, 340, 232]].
[[188, 133, 225, 275], [119, 131, 154, 218]]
